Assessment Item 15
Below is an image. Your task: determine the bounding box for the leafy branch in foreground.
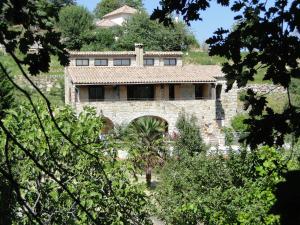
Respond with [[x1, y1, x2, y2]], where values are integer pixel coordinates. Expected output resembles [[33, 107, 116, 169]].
[[0, 104, 152, 224], [0, 1, 152, 224]]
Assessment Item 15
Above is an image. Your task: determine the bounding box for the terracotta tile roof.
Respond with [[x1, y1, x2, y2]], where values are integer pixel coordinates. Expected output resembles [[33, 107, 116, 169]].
[[69, 51, 183, 57], [67, 65, 222, 85], [103, 5, 137, 18], [69, 51, 136, 56], [95, 19, 118, 27], [144, 51, 183, 56]]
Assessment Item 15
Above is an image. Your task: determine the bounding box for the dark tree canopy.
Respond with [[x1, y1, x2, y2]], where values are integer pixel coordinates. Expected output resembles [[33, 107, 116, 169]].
[[116, 12, 199, 51], [49, 0, 76, 9], [152, 0, 300, 149], [94, 0, 143, 18], [58, 5, 94, 50], [0, 0, 69, 75], [151, 0, 230, 25]]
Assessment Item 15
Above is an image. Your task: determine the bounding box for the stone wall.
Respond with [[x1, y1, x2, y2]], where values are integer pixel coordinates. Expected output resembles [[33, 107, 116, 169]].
[[216, 79, 238, 127], [239, 84, 286, 94], [14, 75, 63, 92]]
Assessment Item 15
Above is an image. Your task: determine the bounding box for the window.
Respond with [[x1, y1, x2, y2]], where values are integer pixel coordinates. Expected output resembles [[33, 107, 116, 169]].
[[169, 84, 175, 100], [127, 85, 154, 100], [76, 59, 89, 66], [95, 59, 108, 66], [195, 84, 204, 99], [113, 58, 131, 66], [144, 58, 154, 66], [164, 58, 177, 66], [88, 86, 104, 101]]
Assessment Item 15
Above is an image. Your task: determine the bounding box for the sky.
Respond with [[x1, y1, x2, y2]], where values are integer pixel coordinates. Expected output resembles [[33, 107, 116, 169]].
[[76, 0, 237, 44]]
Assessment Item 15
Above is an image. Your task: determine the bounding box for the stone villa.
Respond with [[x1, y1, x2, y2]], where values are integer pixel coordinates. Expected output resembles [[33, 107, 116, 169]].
[[95, 5, 137, 28], [65, 44, 238, 145]]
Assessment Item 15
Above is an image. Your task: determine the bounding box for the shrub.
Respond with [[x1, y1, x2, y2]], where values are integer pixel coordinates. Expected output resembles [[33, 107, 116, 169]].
[[174, 112, 207, 156], [155, 147, 286, 225]]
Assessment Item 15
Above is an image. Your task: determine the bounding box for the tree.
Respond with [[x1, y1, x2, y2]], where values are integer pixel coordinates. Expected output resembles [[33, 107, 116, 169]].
[[152, 0, 300, 149], [116, 12, 199, 51], [58, 5, 94, 50], [94, 0, 143, 18], [174, 113, 206, 157], [49, 0, 76, 9], [123, 117, 167, 187], [81, 28, 116, 51]]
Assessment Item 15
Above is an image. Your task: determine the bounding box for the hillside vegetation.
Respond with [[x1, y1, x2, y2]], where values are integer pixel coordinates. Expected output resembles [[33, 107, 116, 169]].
[[0, 52, 64, 76]]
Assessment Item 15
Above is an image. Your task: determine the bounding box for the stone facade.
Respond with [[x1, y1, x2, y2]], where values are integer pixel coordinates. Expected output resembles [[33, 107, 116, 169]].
[[69, 80, 237, 145], [75, 99, 218, 142], [65, 45, 239, 146]]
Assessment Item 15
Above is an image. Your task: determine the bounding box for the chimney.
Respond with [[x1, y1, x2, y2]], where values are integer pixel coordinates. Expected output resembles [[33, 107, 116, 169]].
[[135, 43, 144, 67]]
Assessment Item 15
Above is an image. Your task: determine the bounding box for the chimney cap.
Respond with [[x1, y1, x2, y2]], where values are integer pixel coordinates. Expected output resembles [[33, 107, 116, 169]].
[[135, 43, 144, 48]]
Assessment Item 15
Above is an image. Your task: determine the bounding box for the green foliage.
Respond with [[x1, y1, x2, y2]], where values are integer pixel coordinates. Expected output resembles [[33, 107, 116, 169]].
[[0, 103, 151, 224], [58, 5, 94, 50], [231, 114, 249, 133], [0, 70, 14, 119], [0, 53, 64, 76], [94, 0, 143, 18], [0, 68, 15, 225], [155, 146, 286, 225], [48, 77, 65, 105], [174, 113, 206, 156], [81, 28, 116, 51], [0, 0, 69, 75], [116, 12, 198, 51], [222, 114, 249, 146], [290, 78, 300, 107], [49, 0, 76, 9]]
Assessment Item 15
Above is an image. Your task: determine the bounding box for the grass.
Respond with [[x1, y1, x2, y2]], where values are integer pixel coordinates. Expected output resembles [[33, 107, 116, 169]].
[[0, 51, 64, 76], [238, 91, 288, 114], [183, 51, 226, 65], [184, 51, 271, 84]]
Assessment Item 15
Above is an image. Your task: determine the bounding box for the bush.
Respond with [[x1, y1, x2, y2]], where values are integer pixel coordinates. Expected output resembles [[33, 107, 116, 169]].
[[231, 114, 249, 133], [155, 147, 286, 225], [174, 112, 206, 156]]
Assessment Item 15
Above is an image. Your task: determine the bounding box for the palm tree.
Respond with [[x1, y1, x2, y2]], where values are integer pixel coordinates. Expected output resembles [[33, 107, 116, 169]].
[[125, 117, 167, 187]]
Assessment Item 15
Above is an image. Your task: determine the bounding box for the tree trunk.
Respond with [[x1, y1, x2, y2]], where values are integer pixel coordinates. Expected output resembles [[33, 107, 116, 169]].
[[146, 165, 152, 187]]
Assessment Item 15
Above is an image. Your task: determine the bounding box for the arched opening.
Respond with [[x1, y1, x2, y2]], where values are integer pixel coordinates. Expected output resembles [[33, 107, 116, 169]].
[[101, 117, 114, 134], [130, 116, 169, 133]]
